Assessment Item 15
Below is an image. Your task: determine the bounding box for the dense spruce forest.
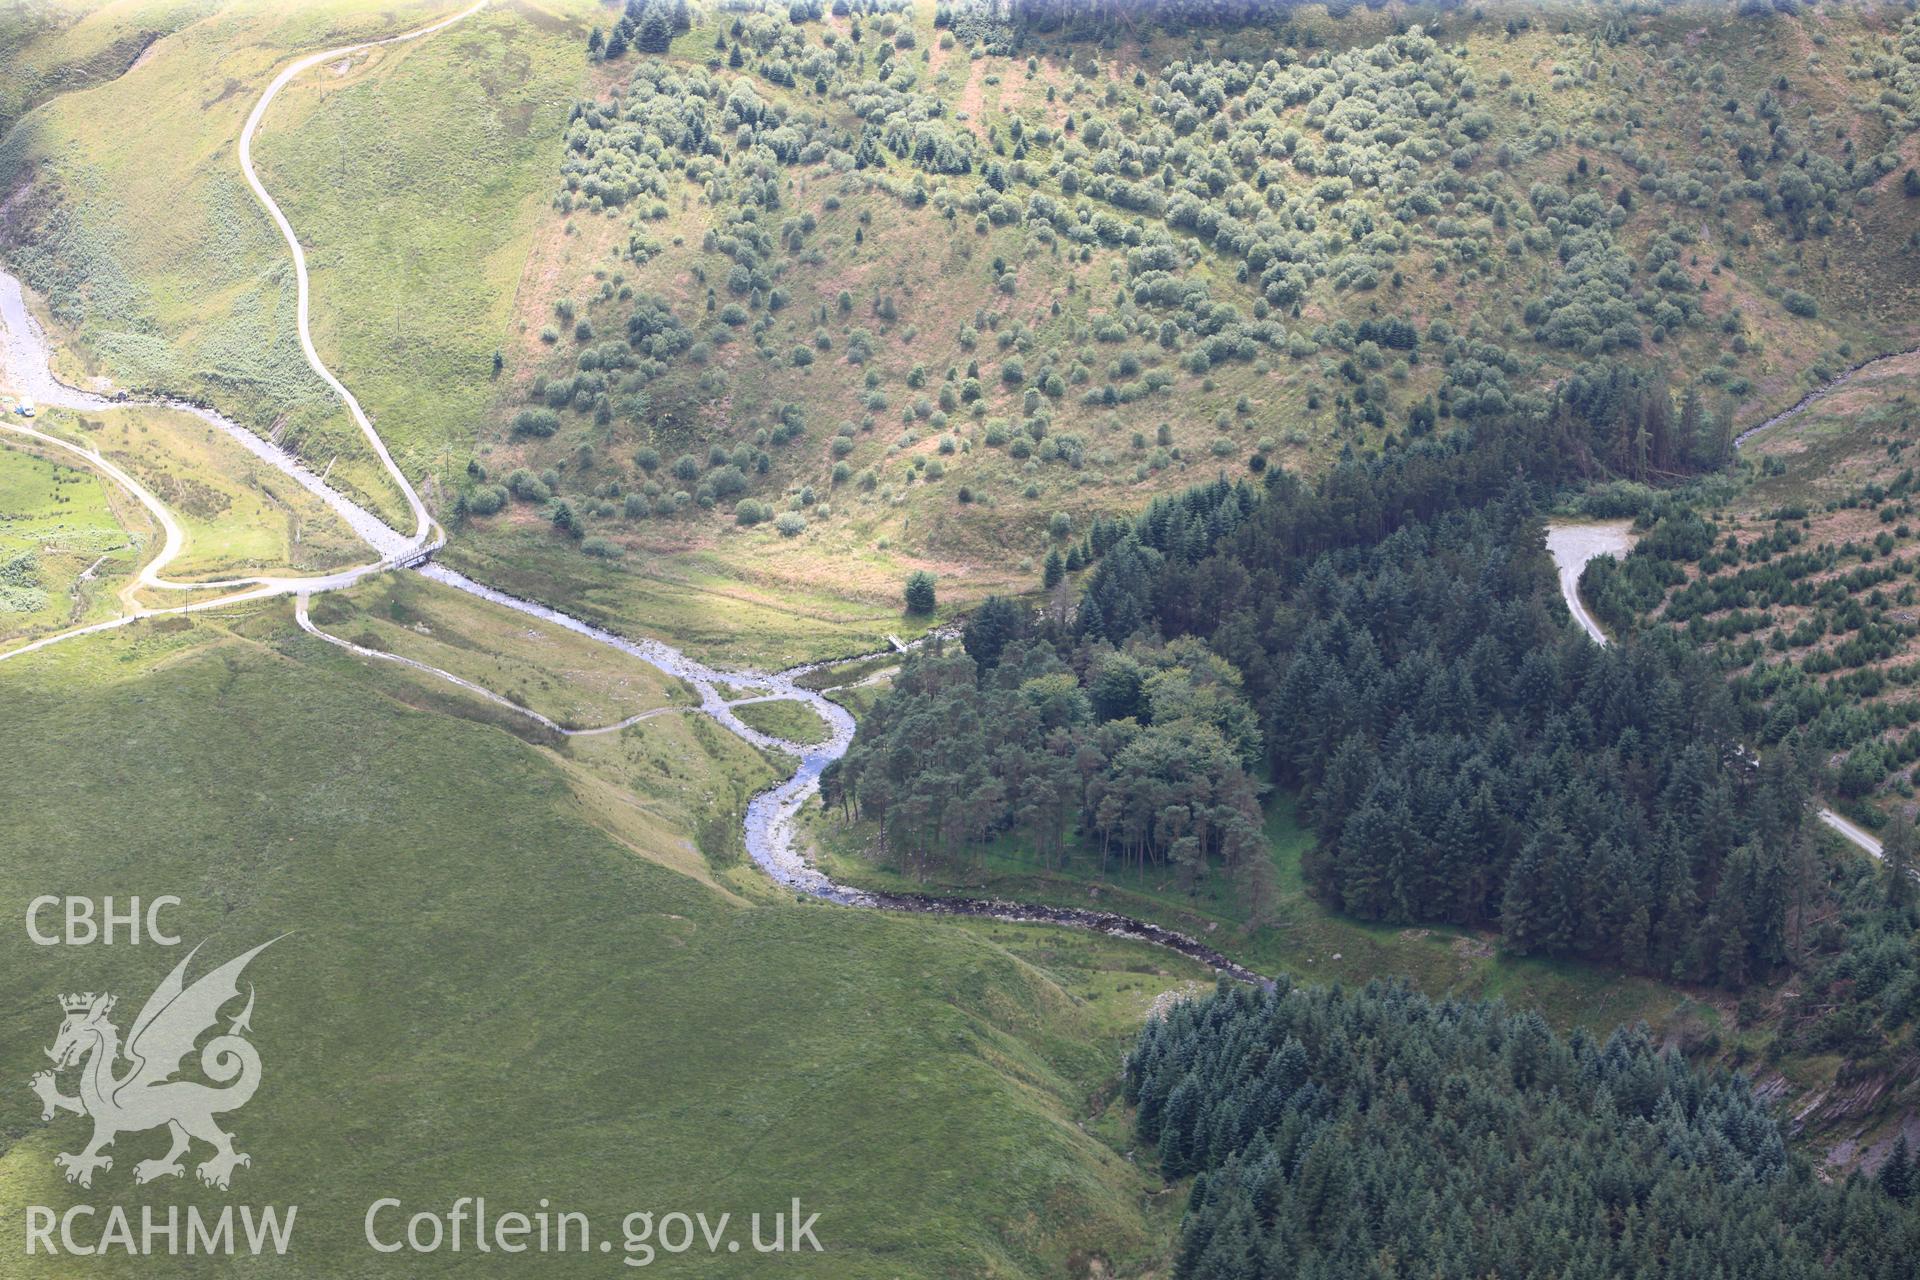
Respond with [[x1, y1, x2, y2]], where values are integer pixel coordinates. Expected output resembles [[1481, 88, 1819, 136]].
[[827, 356, 1920, 1257], [1126, 979, 1920, 1279], [832, 386, 1844, 989]]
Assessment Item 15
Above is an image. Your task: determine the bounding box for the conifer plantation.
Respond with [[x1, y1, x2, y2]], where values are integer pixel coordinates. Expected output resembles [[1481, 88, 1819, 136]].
[[1128, 979, 1920, 1279], [837, 397, 1826, 988]]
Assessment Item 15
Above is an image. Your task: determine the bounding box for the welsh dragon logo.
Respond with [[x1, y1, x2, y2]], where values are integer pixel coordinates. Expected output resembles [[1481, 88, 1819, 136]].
[[29, 939, 279, 1191]]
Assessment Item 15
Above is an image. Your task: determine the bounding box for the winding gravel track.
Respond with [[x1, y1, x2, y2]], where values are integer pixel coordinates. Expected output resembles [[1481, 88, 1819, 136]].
[[236, 2, 492, 550], [0, 1, 1268, 986]]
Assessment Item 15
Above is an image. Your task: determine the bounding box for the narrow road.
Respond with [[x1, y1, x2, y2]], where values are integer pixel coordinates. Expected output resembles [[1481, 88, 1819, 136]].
[[1817, 808, 1883, 859], [0, 2, 1267, 987]]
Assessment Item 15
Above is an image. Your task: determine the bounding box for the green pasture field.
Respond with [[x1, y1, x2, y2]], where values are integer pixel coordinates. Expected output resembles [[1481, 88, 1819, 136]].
[[0, 606, 1209, 1278]]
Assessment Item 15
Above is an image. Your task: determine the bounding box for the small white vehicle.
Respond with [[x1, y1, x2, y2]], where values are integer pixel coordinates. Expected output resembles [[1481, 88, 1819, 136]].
[[16, 396, 35, 417]]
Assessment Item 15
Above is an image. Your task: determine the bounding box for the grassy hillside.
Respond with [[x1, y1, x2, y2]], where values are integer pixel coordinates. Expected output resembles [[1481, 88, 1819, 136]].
[[0, 0, 214, 141], [432, 0, 1920, 651], [245, 0, 596, 485], [0, 603, 1209, 1278], [7, 0, 1914, 663], [0, 0, 513, 525]]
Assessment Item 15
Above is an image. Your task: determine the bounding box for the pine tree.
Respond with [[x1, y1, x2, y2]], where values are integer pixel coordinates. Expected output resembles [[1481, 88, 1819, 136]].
[[636, 7, 673, 53], [1883, 810, 1914, 910], [1539, 824, 1582, 954], [1879, 1135, 1914, 1203], [1620, 902, 1651, 972], [1043, 548, 1065, 588], [1430, 802, 1475, 924], [904, 571, 937, 616], [1499, 841, 1549, 956], [1337, 802, 1395, 920], [1382, 800, 1421, 924], [1158, 1078, 1200, 1176], [961, 595, 1025, 672], [1678, 382, 1706, 466]]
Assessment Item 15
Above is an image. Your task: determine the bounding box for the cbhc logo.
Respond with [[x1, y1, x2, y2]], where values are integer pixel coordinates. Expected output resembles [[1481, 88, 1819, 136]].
[[27, 897, 182, 946]]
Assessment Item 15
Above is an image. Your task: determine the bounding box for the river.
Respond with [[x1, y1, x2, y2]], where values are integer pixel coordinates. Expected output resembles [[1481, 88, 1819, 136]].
[[10, 273, 1276, 992], [3, 258, 1277, 982]]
